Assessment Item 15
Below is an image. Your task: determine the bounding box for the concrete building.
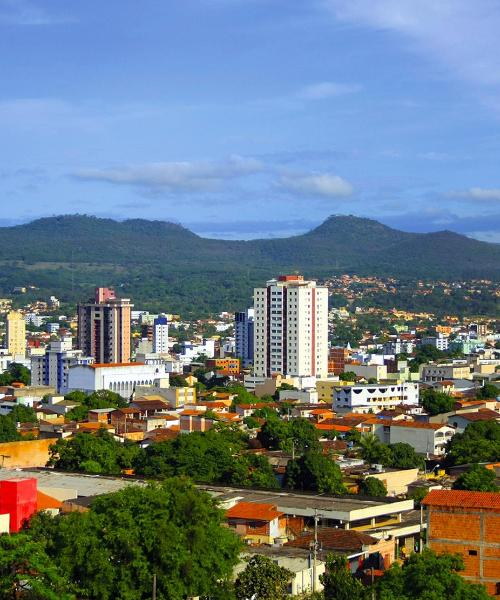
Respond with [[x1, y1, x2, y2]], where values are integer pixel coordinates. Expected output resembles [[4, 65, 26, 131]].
[[152, 315, 169, 354], [333, 383, 419, 414], [66, 362, 168, 398], [31, 337, 94, 393], [347, 363, 388, 381], [235, 308, 254, 367], [253, 275, 328, 379], [421, 334, 449, 351], [423, 490, 500, 597], [6, 311, 26, 358], [420, 363, 472, 382], [372, 420, 455, 456], [77, 287, 132, 364]]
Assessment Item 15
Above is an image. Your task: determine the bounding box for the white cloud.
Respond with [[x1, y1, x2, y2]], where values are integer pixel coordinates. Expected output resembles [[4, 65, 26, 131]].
[[279, 173, 353, 198], [74, 156, 263, 193], [454, 187, 500, 201], [298, 81, 362, 100], [324, 0, 500, 87], [0, 0, 72, 25]]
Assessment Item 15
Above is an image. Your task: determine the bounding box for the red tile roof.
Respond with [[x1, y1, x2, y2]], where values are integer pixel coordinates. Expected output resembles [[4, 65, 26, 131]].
[[287, 528, 378, 551], [226, 502, 283, 522], [422, 490, 500, 511]]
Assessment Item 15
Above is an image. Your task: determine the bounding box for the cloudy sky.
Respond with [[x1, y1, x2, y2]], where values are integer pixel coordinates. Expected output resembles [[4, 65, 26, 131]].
[[2, 0, 500, 241]]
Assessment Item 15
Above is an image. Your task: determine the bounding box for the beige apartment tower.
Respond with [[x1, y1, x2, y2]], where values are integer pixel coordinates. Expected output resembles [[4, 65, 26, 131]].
[[6, 311, 26, 358], [77, 288, 132, 364], [253, 275, 328, 379]]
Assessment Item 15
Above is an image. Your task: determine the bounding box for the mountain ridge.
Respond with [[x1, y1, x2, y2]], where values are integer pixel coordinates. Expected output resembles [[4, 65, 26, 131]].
[[0, 214, 498, 315]]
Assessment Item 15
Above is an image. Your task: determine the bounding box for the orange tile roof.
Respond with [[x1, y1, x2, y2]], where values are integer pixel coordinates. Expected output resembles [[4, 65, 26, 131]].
[[37, 491, 62, 511], [90, 362, 145, 369], [422, 490, 500, 511], [315, 423, 351, 432], [180, 410, 205, 416], [389, 420, 447, 431], [310, 408, 334, 415], [226, 502, 283, 522]]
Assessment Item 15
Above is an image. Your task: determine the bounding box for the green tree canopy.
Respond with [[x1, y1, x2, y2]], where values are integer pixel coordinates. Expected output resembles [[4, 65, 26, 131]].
[[446, 421, 500, 466], [452, 464, 498, 492], [285, 451, 347, 494], [234, 555, 293, 600], [28, 479, 241, 600], [65, 389, 127, 422], [257, 417, 320, 454], [358, 476, 387, 497], [420, 388, 455, 416], [48, 430, 140, 474], [475, 383, 499, 400], [321, 554, 367, 600], [0, 533, 74, 600], [388, 442, 424, 470], [339, 371, 358, 382], [0, 363, 31, 386], [377, 549, 491, 600]]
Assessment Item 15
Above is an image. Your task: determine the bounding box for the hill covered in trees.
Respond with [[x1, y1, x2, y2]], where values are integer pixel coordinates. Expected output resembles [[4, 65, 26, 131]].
[[1, 214, 499, 316]]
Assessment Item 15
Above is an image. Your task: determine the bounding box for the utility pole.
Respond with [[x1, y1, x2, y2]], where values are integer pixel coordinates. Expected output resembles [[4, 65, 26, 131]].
[[152, 573, 156, 600], [312, 509, 319, 592]]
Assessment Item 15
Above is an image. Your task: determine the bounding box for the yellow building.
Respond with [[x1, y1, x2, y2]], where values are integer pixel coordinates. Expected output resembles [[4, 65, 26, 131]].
[[6, 311, 26, 357]]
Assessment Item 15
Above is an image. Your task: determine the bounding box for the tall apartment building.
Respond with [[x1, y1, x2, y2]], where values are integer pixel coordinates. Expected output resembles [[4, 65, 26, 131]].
[[235, 308, 254, 367], [31, 336, 94, 393], [153, 315, 169, 354], [6, 311, 26, 358], [77, 288, 132, 364], [253, 275, 328, 379]]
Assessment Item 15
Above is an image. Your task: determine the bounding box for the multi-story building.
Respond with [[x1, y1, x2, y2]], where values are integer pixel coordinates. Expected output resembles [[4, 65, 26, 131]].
[[77, 287, 132, 364], [333, 382, 419, 414], [31, 336, 94, 393], [253, 275, 328, 379], [152, 315, 169, 354], [328, 347, 349, 375], [423, 490, 500, 597], [206, 357, 240, 376], [420, 334, 449, 351], [235, 308, 254, 367], [420, 363, 472, 382], [6, 311, 26, 358], [371, 420, 454, 455]]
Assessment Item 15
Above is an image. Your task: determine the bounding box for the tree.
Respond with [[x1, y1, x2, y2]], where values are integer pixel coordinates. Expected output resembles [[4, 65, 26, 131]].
[[452, 464, 498, 492], [9, 404, 37, 423], [420, 388, 455, 416], [0, 415, 21, 442], [169, 374, 188, 387], [285, 451, 347, 494], [257, 417, 320, 454], [0, 533, 74, 599], [321, 554, 367, 600], [28, 479, 241, 600], [65, 389, 127, 421], [0, 363, 31, 386], [339, 371, 357, 382], [48, 430, 140, 475], [234, 555, 293, 600], [446, 421, 500, 466], [475, 383, 499, 400], [225, 454, 279, 489], [359, 477, 387, 497], [388, 442, 424, 470], [376, 549, 491, 599], [359, 435, 392, 466]]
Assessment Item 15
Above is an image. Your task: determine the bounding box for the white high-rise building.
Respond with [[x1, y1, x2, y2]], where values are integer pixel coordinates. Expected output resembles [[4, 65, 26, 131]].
[[253, 275, 328, 379], [153, 315, 169, 354]]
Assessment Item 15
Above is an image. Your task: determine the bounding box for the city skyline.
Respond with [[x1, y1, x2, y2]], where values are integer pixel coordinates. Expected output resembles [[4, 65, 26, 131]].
[[2, 1, 500, 241]]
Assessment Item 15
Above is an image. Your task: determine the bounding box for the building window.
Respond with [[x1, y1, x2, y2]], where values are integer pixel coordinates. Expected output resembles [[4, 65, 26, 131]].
[[468, 550, 478, 556]]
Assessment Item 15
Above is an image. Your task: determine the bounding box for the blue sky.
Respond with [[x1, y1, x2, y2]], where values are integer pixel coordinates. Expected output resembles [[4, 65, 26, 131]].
[[1, 0, 500, 241]]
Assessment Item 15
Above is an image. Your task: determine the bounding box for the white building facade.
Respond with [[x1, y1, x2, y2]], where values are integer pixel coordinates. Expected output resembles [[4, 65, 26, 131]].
[[253, 275, 328, 379], [333, 382, 419, 414], [65, 362, 169, 398], [152, 315, 169, 354]]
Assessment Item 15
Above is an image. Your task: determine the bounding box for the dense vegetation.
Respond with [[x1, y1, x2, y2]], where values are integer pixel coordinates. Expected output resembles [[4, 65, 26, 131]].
[[2, 214, 499, 316], [14, 479, 241, 600], [445, 421, 500, 466]]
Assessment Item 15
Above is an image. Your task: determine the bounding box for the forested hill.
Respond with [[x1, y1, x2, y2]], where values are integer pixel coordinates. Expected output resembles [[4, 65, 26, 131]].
[[0, 214, 498, 315]]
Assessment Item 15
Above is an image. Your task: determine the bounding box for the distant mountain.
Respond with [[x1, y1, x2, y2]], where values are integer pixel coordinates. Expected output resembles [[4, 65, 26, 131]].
[[0, 214, 498, 315]]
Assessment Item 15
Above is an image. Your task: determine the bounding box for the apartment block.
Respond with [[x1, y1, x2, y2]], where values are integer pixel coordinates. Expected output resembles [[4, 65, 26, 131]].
[[333, 382, 419, 414], [6, 311, 26, 358], [253, 275, 328, 379], [235, 308, 254, 367]]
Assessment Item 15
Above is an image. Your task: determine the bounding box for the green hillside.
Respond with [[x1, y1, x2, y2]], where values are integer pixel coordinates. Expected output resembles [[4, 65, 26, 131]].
[[1, 214, 499, 316]]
